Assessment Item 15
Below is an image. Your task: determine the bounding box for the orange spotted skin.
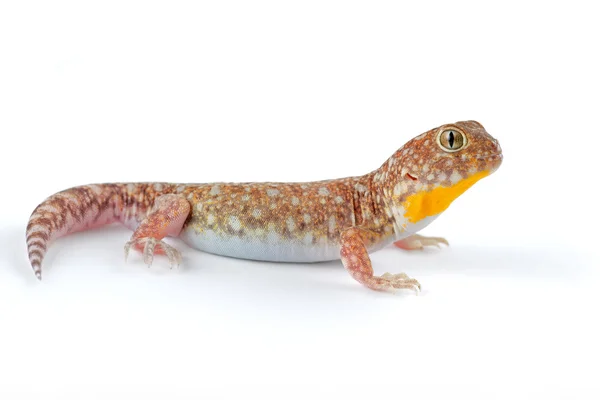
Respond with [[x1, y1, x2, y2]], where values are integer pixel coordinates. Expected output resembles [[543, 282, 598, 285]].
[[26, 120, 502, 291], [177, 174, 393, 262]]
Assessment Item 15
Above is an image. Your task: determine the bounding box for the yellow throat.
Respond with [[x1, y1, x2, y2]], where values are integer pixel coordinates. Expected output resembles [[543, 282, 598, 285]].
[[402, 170, 489, 223]]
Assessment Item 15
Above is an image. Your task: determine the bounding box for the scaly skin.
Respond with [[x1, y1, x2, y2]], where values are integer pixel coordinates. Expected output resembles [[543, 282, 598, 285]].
[[26, 120, 502, 292]]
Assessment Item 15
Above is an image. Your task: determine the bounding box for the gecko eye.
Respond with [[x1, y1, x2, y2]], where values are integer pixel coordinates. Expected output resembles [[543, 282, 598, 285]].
[[437, 128, 467, 152]]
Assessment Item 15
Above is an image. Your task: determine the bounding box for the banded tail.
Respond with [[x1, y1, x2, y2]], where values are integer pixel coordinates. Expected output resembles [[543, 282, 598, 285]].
[[25, 183, 175, 279]]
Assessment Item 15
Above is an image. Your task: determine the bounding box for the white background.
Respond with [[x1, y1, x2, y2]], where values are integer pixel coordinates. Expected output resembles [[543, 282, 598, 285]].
[[1, 0, 598, 398]]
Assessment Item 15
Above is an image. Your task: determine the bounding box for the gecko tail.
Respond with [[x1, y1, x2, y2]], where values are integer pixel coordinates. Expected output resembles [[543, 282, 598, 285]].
[[25, 184, 131, 280]]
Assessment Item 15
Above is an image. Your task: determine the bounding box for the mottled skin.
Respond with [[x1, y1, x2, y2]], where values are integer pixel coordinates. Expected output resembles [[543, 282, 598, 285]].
[[26, 120, 502, 292]]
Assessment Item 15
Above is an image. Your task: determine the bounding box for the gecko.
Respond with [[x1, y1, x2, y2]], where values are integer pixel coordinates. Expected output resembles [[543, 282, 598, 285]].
[[25, 120, 502, 292]]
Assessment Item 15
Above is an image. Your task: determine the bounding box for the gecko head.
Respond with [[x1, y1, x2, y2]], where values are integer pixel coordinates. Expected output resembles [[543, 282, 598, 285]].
[[424, 120, 503, 179], [380, 120, 502, 228]]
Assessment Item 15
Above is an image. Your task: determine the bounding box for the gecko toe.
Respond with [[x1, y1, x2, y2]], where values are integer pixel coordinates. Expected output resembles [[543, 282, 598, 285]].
[[159, 242, 181, 269], [124, 242, 132, 261], [143, 238, 157, 266]]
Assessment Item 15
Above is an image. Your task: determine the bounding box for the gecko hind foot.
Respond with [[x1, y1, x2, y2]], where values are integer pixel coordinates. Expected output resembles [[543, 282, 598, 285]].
[[394, 234, 449, 251], [124, 237, 182, 268]]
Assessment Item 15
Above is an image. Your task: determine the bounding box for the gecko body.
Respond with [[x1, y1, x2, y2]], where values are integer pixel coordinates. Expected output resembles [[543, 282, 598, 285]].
[[26, 120, 502, 292]]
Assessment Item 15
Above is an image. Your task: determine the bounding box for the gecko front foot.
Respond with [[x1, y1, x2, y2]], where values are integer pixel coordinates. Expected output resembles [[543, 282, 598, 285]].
[[394, 234, 449, 251], [124, 237, 182, 268], [340, 227, 422, 294], [378, 272, 421, 293]]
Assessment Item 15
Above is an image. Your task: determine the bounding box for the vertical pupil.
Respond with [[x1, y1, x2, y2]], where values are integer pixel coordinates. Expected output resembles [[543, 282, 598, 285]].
[[448, 131, 455, 148]]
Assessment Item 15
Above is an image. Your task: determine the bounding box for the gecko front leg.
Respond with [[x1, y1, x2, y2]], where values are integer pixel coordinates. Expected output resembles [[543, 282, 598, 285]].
[[340, 227, 421, 293], [124, 194, 191, 267]]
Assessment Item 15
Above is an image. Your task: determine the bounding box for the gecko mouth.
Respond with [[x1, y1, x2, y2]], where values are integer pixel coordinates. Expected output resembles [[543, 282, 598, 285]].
[[476, 153, 503, 173], [476, 153, 503, 162]]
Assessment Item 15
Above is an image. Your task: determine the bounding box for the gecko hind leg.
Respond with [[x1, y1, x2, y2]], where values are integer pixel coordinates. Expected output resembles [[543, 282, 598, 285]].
[[340, 227, 421, 293], [124, 194, 191, 268], [394, 234, 448, 251]]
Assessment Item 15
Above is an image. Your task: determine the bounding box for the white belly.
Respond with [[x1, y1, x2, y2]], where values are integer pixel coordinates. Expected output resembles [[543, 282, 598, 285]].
[[179, 227, 343, 263], [179, 212, 435, 263]]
